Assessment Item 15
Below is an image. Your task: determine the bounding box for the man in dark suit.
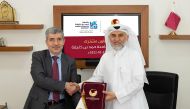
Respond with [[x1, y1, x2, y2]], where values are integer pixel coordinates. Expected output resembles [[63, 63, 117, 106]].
[[24, 27, 80, 109]]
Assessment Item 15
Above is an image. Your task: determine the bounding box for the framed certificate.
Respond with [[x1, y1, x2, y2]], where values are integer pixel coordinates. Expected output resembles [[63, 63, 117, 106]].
[[81, 82, 107, 109]]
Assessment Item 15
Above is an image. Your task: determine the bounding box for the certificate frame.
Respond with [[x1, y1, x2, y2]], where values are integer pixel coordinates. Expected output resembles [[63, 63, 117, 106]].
[[82, 82, 107, 109]]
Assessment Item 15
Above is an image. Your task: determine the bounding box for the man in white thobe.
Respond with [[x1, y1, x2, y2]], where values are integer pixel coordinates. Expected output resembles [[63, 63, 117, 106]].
[[77, 21, 149, 109]]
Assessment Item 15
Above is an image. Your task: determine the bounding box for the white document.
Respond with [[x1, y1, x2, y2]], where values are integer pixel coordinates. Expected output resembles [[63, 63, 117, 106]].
[[76, 98, 85, 109]]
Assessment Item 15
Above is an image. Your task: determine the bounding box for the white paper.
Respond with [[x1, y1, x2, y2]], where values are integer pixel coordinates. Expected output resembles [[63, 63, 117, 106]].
[[76, 98, 85, 109]]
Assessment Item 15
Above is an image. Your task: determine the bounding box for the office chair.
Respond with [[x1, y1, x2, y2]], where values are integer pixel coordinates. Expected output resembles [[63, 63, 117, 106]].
[[144, 71, 179, 109]]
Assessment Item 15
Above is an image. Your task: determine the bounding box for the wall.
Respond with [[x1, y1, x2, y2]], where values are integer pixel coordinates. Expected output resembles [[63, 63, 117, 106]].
[[0, 0, 190, 109]]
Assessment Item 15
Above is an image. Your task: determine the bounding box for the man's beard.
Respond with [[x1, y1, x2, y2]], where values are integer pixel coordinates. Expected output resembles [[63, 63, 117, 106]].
[[111, 44, 124, 51]]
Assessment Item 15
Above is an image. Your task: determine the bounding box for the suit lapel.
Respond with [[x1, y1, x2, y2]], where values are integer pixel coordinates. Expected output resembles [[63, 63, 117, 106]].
[[45, 51, 52, 77], [61, 54, 69, 81]]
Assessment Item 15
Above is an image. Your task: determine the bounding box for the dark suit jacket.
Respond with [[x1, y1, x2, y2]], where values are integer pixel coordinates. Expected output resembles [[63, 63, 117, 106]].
[[24, 50, 80, 109]]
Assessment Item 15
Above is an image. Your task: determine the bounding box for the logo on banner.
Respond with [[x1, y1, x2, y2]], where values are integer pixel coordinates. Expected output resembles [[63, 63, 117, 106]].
[[90, 21, 97, 29], [75, 21, 98, 33]]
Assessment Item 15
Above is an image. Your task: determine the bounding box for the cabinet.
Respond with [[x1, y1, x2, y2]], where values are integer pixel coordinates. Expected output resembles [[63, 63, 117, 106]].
[[0, 24, 44, 52]]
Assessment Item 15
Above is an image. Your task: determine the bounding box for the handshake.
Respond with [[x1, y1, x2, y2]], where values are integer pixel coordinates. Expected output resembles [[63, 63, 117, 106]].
[[65, 82, 80, 96]]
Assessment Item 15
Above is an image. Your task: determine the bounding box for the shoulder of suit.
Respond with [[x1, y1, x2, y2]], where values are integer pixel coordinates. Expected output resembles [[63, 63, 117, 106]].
[[32, 49, 49, 57], [62, 53, 75, 61]]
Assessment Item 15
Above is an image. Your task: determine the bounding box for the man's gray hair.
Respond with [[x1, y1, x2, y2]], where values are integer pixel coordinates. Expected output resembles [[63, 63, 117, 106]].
[[45, 27, 64, 39]]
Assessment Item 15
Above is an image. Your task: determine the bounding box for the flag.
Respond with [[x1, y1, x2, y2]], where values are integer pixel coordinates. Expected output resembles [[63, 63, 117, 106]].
[[165, 11, 181, 31]]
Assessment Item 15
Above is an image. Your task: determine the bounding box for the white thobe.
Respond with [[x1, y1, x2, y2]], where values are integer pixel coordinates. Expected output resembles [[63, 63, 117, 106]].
[[88, 46, 149, 109]]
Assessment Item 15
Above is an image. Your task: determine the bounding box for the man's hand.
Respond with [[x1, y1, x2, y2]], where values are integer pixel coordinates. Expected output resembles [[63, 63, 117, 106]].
[[103, 91, 116, 101], [65, 82, 80, 96]]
